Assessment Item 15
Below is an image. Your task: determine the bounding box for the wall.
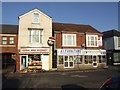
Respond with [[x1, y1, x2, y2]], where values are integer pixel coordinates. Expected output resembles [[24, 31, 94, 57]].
[[18, 9, 52, 49], [103, 37, 114, 50]]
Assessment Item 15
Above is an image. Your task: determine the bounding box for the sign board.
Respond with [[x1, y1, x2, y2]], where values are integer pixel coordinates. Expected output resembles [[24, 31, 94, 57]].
[[47, 37, 55, 46], [57, 49, 82, 55], [57, 49, 106, 56], [82, 49, 106, 55], [20, 48, 49, 53]]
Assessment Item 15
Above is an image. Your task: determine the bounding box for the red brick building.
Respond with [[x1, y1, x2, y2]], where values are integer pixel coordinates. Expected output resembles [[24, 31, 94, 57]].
[[53, 22, 106, 70], [0, 24, 18, 72]]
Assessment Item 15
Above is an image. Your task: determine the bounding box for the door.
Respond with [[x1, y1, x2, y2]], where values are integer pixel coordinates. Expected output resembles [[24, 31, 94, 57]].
[[42, 55, 49, 70], [93, 56, 98, 68], [20, 55, 28, 70], [64, 56, 74, 68]]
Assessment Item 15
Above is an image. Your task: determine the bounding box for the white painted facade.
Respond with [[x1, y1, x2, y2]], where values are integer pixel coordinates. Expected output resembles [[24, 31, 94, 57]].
[[18, 9, 53, 71]]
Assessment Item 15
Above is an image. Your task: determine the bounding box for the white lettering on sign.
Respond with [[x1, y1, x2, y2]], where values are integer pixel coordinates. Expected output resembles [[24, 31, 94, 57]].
[[20, 48, 49, 53]]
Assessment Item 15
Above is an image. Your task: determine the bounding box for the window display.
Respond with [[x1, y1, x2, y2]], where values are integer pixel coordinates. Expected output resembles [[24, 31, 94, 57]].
[[28, 54, 42, 66]]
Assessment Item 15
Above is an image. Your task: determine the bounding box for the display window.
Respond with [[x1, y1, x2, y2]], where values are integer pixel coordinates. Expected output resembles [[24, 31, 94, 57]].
[[28, 54, 42, 66]]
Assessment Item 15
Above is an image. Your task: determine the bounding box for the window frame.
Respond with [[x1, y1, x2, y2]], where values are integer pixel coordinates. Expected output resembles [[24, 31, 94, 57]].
[[29, 30, 42, 44], [32, 12, 40, 24], [118, 37, 120, 47], [9, 36, 14, 45], [86, 35, 98, 47], [62, 34, 76, 46], [2, 36, 7, 45]]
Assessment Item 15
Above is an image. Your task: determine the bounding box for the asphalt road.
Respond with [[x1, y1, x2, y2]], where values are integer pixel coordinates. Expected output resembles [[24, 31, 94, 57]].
[[2, 68, 120, 90]]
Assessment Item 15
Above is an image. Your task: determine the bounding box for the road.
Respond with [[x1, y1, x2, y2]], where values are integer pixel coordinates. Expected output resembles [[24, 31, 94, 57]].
[[2, 67, 120, 89]]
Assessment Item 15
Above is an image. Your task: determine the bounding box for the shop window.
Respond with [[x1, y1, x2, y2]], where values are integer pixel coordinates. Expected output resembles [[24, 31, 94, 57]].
[[98, 55, 102, 63], [74, 56, 82, 64], [113, 53, 120, 63], [85, 56, 88, 64], [85, 56, 92, 64], [102, 55, 106, 63], [88, 56, 92, 64], [65, 56, 68, 62], [28, 54, 42, 66], [70, 62, 73, 67], [62, 34, 76, 46], [2, 36, 7, 45], [65, 62, 68, 67], [58, 56, 63, 64], [9, 37, 14, 45]]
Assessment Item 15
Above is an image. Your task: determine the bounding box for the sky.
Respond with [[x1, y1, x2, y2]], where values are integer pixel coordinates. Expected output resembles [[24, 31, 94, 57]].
[[1, 2, 119, 32]]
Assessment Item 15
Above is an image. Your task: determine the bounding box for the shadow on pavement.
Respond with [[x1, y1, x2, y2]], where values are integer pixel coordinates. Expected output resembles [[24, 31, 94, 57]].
[[2, 74, 20, 89], [61, 84, 89, 90]]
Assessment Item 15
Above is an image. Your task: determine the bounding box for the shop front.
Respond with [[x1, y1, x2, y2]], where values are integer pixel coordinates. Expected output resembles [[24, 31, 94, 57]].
[[19, 48, 50, 71], [57, 49, 106, 70]]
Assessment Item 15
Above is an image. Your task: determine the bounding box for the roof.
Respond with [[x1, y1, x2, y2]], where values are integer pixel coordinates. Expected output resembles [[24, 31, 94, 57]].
[[0, 24, 18, 34], [19, 8, 52, 19], [52, 22, 102, 34], [102, 29, 120, 39]]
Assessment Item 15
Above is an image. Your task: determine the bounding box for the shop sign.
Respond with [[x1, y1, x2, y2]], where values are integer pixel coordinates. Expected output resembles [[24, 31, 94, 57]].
[[57, 49, 82, 55], [83, 50, 106, 55], [47, 37, 55, 46], [20, 48, 49, 53]]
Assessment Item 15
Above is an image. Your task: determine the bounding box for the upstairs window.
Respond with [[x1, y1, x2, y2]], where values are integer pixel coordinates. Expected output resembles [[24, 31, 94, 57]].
[[86, 35, 98, 47], [9, 37, 14, 45], [118, 37, 120, 47], [33, 12, 39, 23], [2, 37, 7, 45], [62, 34, 76, 46], [29, 30, 42, 44]]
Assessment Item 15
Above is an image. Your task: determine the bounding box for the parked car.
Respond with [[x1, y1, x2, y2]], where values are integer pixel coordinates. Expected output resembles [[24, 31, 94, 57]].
[[100, 75, 120, 90]]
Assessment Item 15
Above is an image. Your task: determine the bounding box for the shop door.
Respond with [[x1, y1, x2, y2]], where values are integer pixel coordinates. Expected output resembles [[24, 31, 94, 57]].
[[20, 55, 28, 70], [93, 56, 98, 68], [42, 55, 49, 70], [64, 56, 74, 68]]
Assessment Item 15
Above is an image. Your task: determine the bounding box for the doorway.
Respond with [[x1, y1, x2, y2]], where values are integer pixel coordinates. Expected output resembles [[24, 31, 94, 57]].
[[20, 55, 28, 70], [93, 56, 98, 68], [64, 56, 74, 68]]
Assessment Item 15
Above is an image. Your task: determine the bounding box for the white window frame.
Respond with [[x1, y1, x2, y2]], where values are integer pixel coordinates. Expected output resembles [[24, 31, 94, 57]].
[[86, 35, 98, 47], [29, 30, 42, 44], [32, 12, 40, 23], [9, 37, 14, 45], [2, 36, 7, 45], [62, 34, 76, 46]]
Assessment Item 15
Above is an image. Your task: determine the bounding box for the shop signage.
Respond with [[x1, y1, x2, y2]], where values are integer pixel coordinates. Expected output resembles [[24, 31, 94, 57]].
[[57, 49, 106, 56], [82, 50, 106, 55], [57, 49, 82, 55], [20, 48, 49, 53], [47, 37, 55, 46]]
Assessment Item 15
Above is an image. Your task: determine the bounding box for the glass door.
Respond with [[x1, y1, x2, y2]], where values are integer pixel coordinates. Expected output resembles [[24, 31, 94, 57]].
[[64, 56, 74, 68], [64, 56, 69, 68], [20, 55, 28, 70]]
